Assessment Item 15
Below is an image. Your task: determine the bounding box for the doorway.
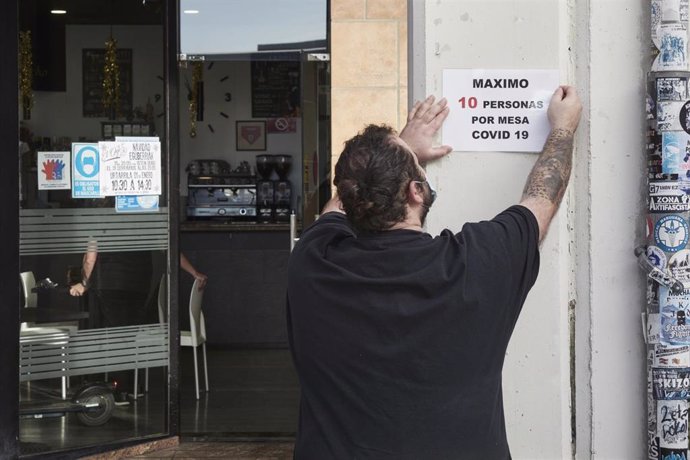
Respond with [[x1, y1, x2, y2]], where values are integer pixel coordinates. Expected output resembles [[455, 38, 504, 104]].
[[176, 1, 330, 438]]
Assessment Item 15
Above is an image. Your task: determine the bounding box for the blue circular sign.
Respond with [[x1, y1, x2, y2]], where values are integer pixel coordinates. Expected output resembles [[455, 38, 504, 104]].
[[655, 215, 690, 252], [75, 145, 99, 178]]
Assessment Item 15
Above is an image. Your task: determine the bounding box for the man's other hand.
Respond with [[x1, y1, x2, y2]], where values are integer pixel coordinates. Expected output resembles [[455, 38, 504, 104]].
[[399, 95, 453, 165], [547, 86, 582, 134]]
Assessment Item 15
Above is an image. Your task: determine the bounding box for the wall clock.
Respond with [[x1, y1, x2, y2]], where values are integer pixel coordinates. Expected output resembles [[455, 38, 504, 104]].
[[185, 62, 233, 136]]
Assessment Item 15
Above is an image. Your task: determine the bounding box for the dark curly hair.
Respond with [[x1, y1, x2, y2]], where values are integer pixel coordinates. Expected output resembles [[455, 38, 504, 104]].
[[334, 124, 423, 233]]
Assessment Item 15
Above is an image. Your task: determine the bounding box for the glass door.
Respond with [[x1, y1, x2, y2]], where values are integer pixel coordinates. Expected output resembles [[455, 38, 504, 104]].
[[17, 0, 171, 455]]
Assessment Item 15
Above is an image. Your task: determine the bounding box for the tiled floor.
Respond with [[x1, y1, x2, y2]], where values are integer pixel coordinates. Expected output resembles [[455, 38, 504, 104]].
[[179, 348, 299, 435], [126, 441, 295, 459]]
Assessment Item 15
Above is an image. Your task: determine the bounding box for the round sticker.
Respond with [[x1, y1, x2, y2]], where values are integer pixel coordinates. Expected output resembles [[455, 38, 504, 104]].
[[647, 245, 668, 269], [680, 101, 690, 135], [669, 249, 690, 282], [655, 215, 690, 252]]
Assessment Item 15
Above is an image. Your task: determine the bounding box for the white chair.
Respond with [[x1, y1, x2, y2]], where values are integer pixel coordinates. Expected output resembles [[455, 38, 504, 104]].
[[180, 279, 209, 399], [157, 275, 167, 324], [20, 271, 75, 399]]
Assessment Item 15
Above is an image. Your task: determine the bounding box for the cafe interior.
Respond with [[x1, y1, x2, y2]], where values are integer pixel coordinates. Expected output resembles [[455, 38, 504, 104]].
[[12, 0, 330, 456]]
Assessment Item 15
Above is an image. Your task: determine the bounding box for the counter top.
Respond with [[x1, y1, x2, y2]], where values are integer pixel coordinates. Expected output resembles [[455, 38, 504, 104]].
[[181, 221, 298, 232]]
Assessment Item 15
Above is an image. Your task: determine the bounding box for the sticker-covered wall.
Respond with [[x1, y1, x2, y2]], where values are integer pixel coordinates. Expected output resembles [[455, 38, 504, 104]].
[[645, 1, 690, 458]]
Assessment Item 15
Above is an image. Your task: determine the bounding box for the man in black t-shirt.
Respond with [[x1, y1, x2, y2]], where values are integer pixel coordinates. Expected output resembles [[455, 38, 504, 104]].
[[287, 86, 582, 459]]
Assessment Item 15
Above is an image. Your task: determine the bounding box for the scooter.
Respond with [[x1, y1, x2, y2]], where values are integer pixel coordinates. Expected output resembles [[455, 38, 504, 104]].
[[20, 382, 115, 427]]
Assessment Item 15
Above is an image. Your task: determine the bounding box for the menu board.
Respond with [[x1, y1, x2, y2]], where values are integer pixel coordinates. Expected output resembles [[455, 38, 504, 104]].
[[251, 61, 300, 118]]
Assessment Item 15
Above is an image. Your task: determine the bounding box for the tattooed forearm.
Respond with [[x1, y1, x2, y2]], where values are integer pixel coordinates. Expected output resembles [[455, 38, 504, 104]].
[[521, 128, 574, 206]]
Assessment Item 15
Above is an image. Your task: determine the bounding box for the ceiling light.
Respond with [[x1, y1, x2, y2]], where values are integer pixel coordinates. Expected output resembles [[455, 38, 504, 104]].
[[183, 9, 199, 14], [50, 9, 67, 14]]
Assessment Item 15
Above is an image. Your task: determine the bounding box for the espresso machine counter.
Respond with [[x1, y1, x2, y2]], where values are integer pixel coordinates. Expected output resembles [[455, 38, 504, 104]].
[[180, 220, 298, 232]]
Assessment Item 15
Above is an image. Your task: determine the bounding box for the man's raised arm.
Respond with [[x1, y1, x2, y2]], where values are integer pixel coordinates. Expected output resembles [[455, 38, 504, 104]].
[[519, 86, 582, 242]]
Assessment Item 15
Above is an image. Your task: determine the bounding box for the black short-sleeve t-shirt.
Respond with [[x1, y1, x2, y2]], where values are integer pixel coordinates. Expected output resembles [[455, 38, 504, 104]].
[[287, 205, 540, 459]]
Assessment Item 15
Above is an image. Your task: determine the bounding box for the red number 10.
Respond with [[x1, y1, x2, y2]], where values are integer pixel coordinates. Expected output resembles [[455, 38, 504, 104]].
[[458, 96, 478, 109]]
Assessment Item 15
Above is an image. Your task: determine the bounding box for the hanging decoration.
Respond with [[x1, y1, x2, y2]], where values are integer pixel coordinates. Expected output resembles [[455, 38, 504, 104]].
[[18, 30, 34, 120], [102, 37, 120, 119], [189, 62, 203, 138]]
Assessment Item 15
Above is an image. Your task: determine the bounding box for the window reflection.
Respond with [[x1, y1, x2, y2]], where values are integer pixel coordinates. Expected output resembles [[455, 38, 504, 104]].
[[180, 0, 327, 56]]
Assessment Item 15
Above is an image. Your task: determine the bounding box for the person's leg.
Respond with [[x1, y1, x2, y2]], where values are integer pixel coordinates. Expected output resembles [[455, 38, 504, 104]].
[[95, 290, 148, 398]]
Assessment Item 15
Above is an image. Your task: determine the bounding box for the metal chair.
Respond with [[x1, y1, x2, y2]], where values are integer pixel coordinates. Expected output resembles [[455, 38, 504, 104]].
[[180, 279, 209, 399]]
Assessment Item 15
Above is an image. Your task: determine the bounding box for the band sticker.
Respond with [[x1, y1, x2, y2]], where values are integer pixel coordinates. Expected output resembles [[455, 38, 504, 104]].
[[649, 246, 670, 269], [661, 286, 690, 345], [670, 250, 690, 282], [654, 24, 689, 71], [658, 400, 689, 448], [650, 181, 690, 196], [662, 132, 690, 176], [655, 344, 690, 367], [653, 368, 690, 399], [655, 215, 690, 252], [660, 447, 687, 460], [651, 194, 690, 213], [680, 101, 690, 136], [658, 77, 688, 102], [659, 101, 685, 131]]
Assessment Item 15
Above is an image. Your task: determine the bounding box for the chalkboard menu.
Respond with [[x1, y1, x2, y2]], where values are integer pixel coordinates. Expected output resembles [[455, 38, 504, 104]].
[[251, 61, 300, 118], [82, 48, 133, 118]]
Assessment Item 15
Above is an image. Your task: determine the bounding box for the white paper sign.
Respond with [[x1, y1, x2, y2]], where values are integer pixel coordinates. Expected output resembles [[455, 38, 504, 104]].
[[98, 140, 161, 196], [37, 151, 71, 190], [442, 69, 559, 152]]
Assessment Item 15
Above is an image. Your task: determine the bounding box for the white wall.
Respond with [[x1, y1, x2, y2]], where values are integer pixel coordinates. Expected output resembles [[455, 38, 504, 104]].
[[177, 61, 303, 203], [29, 25, 164, 140], [583, 0, 647, 458], [415, 0, 646, 458]]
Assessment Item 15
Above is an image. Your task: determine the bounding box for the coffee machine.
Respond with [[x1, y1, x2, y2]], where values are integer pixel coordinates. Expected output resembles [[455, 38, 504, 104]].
[[256, 155, 275, 222], [273, 155, 292, 222], [255, 155, 292, 223], [186, 160, 258, 220]]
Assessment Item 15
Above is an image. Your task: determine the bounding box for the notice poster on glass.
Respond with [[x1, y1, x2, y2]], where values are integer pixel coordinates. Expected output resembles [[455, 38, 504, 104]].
[[71, 143, 101, 198], [37, 151, 71, 190], [98, 140, 161, 196], [115, 195, 160, 213]]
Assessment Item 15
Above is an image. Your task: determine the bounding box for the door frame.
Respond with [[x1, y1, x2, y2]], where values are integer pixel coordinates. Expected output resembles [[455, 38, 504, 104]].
[[0, 0, 21, 455]]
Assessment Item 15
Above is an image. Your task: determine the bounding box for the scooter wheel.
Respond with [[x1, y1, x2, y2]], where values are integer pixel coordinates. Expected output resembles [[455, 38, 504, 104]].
[[73, 386, 115, 426]]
